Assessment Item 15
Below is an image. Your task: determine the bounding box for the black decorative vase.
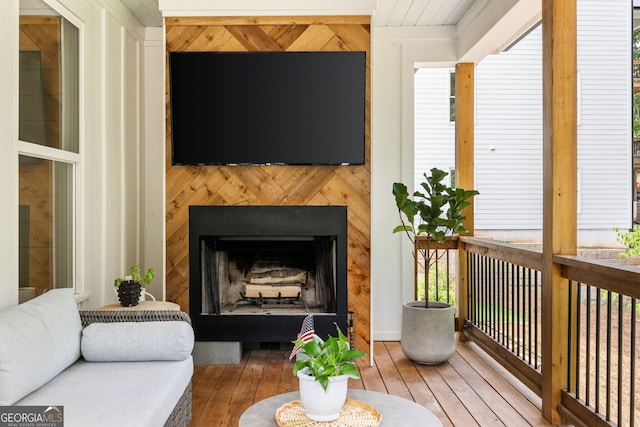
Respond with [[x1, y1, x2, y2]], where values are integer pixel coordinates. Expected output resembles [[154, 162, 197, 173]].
[[117, 281, 142, 307]]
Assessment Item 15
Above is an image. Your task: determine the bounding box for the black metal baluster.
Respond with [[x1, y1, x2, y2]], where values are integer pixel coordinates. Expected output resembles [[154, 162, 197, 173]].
[[585, 284, 591, 407], [606, 290, 612, 421], [575, 282, 581, 399], [630, 297, 636, 427], [595, 287, 601, 415], [568, 281, 574, 393], [617, 293, 623, 427], [511, 263, 516, 355]]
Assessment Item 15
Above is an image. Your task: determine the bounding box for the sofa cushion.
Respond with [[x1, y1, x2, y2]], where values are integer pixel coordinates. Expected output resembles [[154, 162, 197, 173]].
[[16, 357, 193, 427], [0, 289, 82, 405], [81, 321, 194, 362]]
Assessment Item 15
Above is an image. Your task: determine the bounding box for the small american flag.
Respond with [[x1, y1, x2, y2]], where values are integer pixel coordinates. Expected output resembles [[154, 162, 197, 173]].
[[289, 315, 315, 360]]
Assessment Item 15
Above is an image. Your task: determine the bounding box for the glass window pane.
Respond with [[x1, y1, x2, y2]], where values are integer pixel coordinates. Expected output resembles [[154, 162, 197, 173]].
[[449, 72, 456, 122], [19, 14, 78, 153], [19, 156, 73, 303]]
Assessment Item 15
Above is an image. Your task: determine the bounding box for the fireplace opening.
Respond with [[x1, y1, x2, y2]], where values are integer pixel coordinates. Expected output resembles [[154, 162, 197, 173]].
[[201, 237, 337, 315], [189, 205, 348, 343]]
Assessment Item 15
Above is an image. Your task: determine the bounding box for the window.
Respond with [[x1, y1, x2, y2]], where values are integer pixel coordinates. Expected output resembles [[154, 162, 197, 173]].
[[449, 71, 456, 122], [18, 1, 79, 302]]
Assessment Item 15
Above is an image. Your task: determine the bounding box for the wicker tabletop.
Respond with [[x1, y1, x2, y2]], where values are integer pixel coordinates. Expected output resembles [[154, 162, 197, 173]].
[[97, 301, 181, 311], [239, 390, 442, 427], [275, 398, 381, 426]]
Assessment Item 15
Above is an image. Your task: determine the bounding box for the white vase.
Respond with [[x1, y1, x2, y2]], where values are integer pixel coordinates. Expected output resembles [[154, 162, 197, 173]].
[[297, 369, 349, 422]]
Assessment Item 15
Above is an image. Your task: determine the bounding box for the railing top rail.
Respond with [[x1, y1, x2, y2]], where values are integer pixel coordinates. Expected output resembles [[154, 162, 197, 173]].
[[415, 235, 459, 250], [460, 236, 543, 271], [460, 237, 640, 298], [554, 254, 640, 299]]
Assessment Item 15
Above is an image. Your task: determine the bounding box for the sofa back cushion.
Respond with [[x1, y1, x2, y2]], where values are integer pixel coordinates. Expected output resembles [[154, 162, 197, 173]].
[[81, 321, 194, 362], [0, 289, 82, 405]]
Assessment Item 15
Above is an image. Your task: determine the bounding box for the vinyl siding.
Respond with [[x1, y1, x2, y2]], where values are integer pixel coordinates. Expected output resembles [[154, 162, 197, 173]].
[[414, 0, 631, 244]]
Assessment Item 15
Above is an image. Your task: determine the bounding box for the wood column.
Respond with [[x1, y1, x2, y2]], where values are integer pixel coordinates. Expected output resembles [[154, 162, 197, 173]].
[[454, 62, 475, 337], [541, 0, 577, 424]]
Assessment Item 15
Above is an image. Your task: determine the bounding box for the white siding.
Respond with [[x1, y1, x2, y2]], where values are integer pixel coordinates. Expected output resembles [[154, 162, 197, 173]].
[[576, 0, 631, 230], [474, 25, 544, 231], [414, 68, 456, 187], [414, 0, 631, 245]]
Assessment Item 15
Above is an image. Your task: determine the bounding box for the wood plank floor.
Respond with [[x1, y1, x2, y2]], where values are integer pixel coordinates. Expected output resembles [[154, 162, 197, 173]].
[[190, 339, 552, 426]]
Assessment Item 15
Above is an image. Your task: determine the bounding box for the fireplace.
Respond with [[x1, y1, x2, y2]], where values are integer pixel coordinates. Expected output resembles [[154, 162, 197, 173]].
[[189, 205, 348, 342]]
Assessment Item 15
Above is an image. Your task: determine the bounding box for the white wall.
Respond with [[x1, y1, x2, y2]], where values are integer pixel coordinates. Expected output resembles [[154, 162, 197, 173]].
[[370, 42, 407, 341], [370, 37, 462, 341], [142, 27, 166, 301], [82, 0, 149, 308]]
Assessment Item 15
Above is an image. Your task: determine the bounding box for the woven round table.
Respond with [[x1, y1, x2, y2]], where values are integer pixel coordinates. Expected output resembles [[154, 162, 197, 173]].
[[239, 390, 442, 427]]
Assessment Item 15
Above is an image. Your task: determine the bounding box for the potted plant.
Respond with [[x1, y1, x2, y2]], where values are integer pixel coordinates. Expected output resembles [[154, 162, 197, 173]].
[[393, 167, 479, 364], [114, 265, 155, 307], [292, 324, 365, 422]]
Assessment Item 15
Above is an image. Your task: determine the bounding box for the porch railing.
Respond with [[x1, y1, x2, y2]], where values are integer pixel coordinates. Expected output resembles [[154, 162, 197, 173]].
[[457, 236, 639, 427]]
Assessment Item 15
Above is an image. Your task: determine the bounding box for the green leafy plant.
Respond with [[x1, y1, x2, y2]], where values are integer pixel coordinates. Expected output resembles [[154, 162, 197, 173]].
[[292, 324, 365, 391], [614, 225, 640, 259], [393, 167, 479, 308], [114, 265, 155, 287], [416, 267, 455, 303]]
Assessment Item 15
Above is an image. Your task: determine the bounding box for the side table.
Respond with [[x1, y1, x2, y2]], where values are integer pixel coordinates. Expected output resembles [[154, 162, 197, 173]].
[[239, 389, 442, 426], [97, 301, 181, 311]]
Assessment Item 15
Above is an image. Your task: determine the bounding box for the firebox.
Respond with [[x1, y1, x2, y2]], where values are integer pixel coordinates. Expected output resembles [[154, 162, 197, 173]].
[[189, 205, 348, 343]]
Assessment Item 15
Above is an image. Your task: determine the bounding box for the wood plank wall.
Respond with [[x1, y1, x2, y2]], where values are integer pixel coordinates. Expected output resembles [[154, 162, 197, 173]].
[[164, 16, 371, 351]]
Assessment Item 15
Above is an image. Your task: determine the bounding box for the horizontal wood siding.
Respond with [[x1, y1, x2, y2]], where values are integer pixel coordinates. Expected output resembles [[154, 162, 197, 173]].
[[575, 0, 630, 228], [414, 68, 455, 187], [415, 0, 630, 237], [474, 26, 544, 230], [164, 16, 371, 352]]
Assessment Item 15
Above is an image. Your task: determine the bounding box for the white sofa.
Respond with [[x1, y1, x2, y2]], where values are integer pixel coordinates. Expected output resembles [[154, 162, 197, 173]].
[[0, 289, 194, 427]]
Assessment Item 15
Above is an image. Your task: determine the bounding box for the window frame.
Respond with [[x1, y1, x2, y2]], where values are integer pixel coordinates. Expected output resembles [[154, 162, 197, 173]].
[[18, 0, 83, 297]]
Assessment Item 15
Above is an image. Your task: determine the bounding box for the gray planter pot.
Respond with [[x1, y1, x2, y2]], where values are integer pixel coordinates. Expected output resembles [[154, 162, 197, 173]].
[[401, 301, 455, 364]]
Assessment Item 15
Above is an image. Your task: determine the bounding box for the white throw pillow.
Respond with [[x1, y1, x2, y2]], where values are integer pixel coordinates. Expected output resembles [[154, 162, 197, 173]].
[[81, 321, 194, 362], [0, 289, 82, 405]]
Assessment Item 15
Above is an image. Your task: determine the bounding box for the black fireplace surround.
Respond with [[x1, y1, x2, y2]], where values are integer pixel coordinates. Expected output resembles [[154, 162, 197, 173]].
[[189, 205, 348, 343]]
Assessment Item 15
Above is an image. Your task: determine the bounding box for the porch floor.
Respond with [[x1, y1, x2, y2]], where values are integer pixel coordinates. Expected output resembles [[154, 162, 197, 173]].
[[190, 338, 552, 426]]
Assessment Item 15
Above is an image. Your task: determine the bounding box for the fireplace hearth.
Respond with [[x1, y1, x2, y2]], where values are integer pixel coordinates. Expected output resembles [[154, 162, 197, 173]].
[[189, 205, 348, 343]]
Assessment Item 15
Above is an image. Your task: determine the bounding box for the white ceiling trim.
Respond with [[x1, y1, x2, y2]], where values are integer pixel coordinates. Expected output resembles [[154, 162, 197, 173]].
[[374, 25, 456, 43], [159, 0, 376, 17]]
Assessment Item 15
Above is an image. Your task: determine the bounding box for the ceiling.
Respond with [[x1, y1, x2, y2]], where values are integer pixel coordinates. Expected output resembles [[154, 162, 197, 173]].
[[120, 0, 478, 28], [117, 0, 541, 63]]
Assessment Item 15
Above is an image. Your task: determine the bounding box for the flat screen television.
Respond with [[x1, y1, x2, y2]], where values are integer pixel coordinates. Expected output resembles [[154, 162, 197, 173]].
[[168, 51, 366, 166]]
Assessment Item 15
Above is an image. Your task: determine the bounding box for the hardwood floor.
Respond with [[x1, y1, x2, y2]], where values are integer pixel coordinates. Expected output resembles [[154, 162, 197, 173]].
[[190, 339, 552, 426]]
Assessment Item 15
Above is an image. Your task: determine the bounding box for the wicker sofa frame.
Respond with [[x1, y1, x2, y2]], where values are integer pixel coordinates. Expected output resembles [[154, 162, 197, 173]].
[[79, 310, 193, 427]]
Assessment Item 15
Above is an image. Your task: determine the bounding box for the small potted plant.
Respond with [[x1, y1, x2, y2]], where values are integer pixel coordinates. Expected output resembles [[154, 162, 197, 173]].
[[114, 265, 154, 307], [393, 167, 478, 364], [292, 324, 365, 422]]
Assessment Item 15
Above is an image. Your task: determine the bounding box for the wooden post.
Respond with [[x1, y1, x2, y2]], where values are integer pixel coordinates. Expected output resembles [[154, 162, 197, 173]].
[[541, 0, 577, 424], [455, 63, 475, 338]]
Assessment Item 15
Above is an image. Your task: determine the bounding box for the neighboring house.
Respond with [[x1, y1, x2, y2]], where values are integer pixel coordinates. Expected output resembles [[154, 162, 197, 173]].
[[415, 0, 631, 247]]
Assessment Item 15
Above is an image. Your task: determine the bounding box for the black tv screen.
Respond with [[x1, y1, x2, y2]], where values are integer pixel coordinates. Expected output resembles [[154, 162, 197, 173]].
[[168, 51, 366, 166]]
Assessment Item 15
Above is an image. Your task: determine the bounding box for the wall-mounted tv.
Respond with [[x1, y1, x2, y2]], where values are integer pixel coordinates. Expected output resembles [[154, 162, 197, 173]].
[[168, 51, 366, 166]]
